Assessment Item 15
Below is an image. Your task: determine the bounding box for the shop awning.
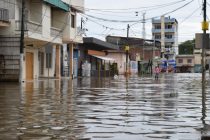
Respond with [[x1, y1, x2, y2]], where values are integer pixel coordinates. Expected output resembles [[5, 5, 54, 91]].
[[91, 55, 115, 61], [43, 0, 70, 12]]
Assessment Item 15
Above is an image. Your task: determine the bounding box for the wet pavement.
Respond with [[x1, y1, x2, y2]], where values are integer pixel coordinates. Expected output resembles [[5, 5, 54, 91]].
[[0, 73, 210, 140]]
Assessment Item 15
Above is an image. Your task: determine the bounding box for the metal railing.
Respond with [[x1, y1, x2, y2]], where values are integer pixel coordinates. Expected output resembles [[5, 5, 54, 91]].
[[0, 8, 9, 21]]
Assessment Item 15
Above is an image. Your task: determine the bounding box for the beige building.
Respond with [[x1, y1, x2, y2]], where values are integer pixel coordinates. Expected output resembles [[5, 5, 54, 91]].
[[176, 55, 194, 73], [0, 0, 84, 81]]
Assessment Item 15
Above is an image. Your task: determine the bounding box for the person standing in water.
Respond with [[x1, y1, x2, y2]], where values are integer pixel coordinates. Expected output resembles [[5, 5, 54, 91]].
[[154, 65, 161, 80]]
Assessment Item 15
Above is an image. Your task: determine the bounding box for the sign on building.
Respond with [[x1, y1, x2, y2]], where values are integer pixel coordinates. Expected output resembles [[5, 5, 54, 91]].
[[195, 33, 210, 49]]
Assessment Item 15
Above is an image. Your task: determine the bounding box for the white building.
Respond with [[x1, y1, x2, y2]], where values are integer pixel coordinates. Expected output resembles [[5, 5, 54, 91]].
[[152, 16, 178, 61], [0, 0, 84, 81]]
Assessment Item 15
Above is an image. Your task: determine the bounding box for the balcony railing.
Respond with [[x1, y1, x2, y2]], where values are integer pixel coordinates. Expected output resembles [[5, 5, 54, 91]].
[[0, 8, 9, 22], [152, 28, 176, 33], [15, 20, 42, 34], [152, 18, 177, 24], [165, 38, 175, 43]]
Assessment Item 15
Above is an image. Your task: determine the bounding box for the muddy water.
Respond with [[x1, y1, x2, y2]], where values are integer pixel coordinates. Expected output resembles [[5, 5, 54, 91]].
[[0, 73, 209, 140]]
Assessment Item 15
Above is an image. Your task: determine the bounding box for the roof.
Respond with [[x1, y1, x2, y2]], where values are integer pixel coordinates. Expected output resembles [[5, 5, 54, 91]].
[[83, 37, 119, 50], [106, 35, 161, 47]]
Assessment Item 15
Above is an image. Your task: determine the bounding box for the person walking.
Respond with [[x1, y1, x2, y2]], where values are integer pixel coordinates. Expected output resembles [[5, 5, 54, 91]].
[[154, 65, 161, 80]]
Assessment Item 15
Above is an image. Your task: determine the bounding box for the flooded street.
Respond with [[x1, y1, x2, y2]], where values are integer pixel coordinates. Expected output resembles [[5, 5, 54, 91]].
[[0, 73, 210, 140]]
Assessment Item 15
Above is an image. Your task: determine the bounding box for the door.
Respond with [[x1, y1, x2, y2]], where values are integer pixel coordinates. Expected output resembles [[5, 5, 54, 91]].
[[26, 52, 34, 80]]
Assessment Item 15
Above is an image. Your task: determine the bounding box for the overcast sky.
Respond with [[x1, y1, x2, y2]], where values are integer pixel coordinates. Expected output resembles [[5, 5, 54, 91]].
[[79, 0, 207, 43]]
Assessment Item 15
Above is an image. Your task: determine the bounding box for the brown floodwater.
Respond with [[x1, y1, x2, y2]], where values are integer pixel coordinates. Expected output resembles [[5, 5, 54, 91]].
[[0, 73, 209, 140]]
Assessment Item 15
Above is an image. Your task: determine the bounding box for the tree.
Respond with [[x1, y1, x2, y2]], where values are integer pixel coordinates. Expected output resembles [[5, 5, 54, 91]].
[[178, 39, 195, 54]]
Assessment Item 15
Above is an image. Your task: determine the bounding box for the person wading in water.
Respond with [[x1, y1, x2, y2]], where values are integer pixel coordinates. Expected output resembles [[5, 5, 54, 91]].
[[154, 65, 161, 80]]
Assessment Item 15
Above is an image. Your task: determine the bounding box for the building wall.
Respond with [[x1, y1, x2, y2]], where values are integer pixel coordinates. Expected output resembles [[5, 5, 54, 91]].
[[0, 0, 15, 19], [176, 56, 194, 67], [143, 49, 161, 61], [106, 53, 127, 75]]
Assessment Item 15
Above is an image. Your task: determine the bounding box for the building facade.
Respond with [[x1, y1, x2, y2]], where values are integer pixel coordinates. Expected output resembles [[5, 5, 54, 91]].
[[176, 55, 194, 73], [152, 16, 178, 61], [0, 0, 84, 81]]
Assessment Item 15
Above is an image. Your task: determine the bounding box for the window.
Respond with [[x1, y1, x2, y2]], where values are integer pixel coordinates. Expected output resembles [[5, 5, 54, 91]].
[[187, 59, 192, 63], [165, 34, 173, 39], [71, 14, 75, 28], [178, 59, 183, 63], [154, 25, 161, 29], [165, 24, 172, 29], [155, 35, 161, 39], [46, 53, 52, 68]]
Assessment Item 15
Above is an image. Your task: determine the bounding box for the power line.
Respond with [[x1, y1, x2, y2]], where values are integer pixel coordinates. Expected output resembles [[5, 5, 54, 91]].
[[80, 0, 194, 24], [83, 0, 188, 15], [131, 0, 195, 26], [180, 6, 202, 24], [80, 14, 126, 31], [80, 0, 187, 12]]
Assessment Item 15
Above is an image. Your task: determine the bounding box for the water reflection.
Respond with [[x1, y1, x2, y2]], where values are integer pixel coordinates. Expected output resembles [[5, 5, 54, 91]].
[[0, 74, 209, 139]]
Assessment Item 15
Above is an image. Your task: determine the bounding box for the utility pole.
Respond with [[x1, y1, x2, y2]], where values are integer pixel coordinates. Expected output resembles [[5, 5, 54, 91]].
[[202, 0, 207, 94], [127, 24, 130, 38], [125, 24, 130, 75], [201, 0, 209, 94], [201, 0, 208, 125], [19, 0, 25, 82], [142, 12, 146, 39], [81, 17, 83, 29], [142, 13, 146, 62]]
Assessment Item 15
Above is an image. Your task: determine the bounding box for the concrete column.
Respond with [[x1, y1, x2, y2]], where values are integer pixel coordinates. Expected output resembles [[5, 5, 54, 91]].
[[55, 45, 61, 79], [69, 43, 74, 78]]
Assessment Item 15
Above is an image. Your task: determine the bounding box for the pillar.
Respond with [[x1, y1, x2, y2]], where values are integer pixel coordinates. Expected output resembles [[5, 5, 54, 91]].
[[55, 45, 61, 79], [69, 43, 74, 78]]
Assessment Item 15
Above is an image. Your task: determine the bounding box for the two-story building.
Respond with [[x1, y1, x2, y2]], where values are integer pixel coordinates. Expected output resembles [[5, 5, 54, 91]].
[[176, 55, 194, 73], [0, 0, 84, 81]]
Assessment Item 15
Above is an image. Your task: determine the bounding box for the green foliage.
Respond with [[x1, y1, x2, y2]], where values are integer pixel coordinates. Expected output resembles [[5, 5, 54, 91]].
[[178, 39, 195, 54]]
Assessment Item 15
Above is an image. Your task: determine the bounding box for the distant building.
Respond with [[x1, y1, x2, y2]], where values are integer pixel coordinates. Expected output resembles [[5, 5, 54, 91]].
[[106, 35, 161, 74], [106, 36, 161, 61], [77, 37, 119, 77], [176, 55, 194, 73], [152, 16, 178, 60]]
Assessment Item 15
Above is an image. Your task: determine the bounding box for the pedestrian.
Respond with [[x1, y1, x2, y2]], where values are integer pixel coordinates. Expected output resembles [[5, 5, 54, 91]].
[[154, 65, 161, 80]]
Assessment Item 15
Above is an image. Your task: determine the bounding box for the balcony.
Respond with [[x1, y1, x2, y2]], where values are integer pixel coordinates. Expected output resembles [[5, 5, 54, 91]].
[[152, 28, 161, 33], [0, 8, 10, 26], [51, 27, 62, 37], [165, 38, 175, 43], [15, 20, 42, 34], [152, 17, 177, 24], [152, 28, 176, 33]]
